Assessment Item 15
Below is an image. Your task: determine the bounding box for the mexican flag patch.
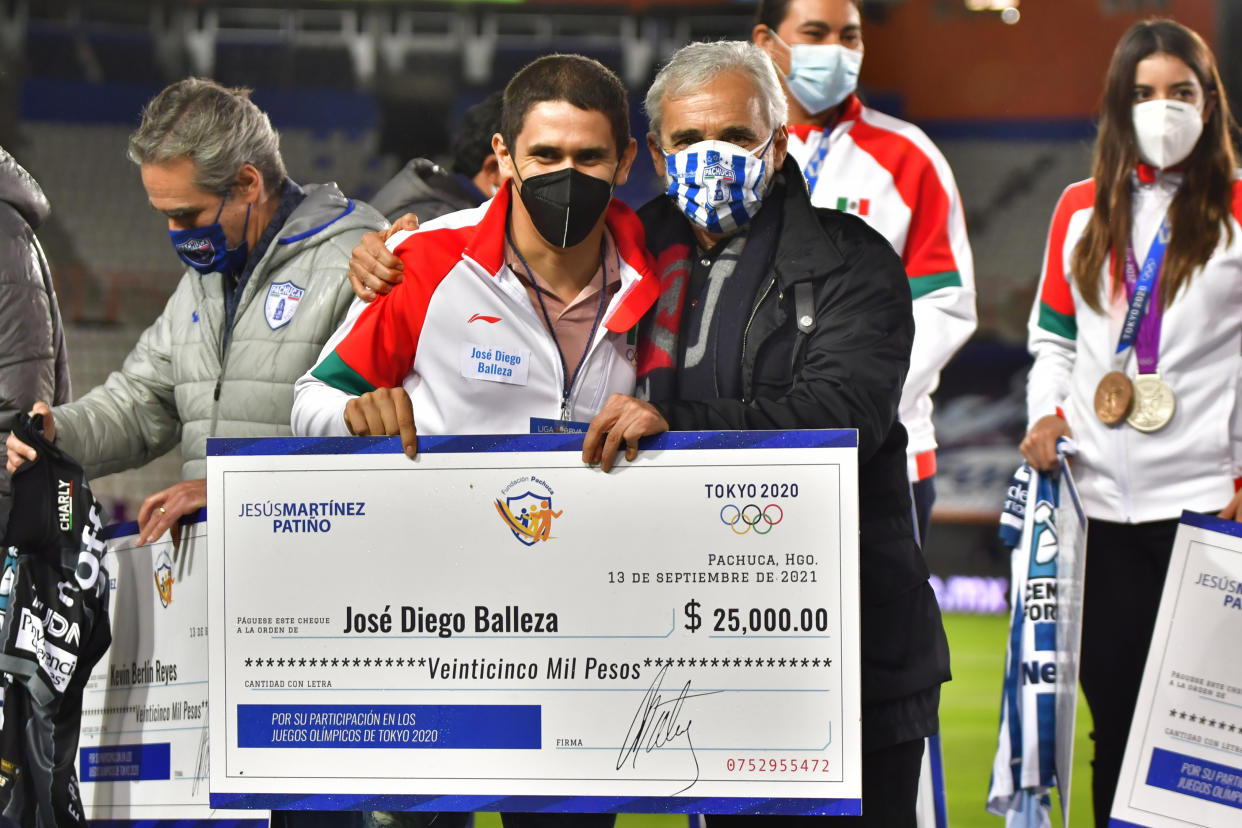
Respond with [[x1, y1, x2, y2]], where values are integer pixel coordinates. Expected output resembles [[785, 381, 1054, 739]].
[[835, 197, 870, 216]]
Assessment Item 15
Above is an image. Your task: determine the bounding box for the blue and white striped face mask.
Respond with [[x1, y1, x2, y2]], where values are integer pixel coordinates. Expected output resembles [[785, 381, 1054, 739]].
[[662, 134, 774, 234]]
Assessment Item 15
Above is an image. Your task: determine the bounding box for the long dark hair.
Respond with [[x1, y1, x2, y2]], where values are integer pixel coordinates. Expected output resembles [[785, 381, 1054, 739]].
[[1072, 19, 1237, 313]]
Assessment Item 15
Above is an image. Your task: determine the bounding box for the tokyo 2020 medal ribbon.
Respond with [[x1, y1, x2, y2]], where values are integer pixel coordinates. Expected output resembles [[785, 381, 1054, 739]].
[[206, 430, 862, 816], [78, 515, 268, 825], [1110, 512, 1242, 828]]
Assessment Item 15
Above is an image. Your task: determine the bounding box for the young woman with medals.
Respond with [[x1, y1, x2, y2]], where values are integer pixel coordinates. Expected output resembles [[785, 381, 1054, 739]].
[[1021, 19, 1242, 826]]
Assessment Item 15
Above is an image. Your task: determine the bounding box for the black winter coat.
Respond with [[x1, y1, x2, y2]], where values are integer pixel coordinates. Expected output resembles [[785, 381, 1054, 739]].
[[637, 160, 951, 750]]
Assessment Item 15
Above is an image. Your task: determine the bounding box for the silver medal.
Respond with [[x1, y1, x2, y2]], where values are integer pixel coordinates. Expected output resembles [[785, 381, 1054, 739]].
[[1127, 371, 1175, 433]]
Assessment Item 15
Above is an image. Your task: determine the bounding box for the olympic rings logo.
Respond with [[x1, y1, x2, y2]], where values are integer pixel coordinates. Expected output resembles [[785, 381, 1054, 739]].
[[720, 503, 784, 535]]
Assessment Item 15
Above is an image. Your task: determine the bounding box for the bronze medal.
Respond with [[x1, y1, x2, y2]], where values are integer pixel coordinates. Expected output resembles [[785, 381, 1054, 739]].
[[1094, 371, 1134, 425], [1127, 371, 1176, 433]]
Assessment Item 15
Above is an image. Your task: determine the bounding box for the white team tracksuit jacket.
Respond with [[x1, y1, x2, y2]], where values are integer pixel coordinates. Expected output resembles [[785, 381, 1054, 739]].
[[1027, 167, 1242, 523], [292, 183, 658, 438], [788, 94, 977, 484]]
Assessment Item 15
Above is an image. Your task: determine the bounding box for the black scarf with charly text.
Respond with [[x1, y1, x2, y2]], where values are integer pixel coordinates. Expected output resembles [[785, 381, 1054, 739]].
[[0, 412, 110, 828]]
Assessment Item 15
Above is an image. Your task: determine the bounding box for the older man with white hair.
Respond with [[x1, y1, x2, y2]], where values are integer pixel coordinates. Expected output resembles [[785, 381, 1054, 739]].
[[582, 40, 951, 827]]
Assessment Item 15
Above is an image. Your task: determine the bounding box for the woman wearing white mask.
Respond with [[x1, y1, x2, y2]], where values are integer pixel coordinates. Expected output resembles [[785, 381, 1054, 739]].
[[753, 0, 976, 548], [1021, 19, 1242, 826]]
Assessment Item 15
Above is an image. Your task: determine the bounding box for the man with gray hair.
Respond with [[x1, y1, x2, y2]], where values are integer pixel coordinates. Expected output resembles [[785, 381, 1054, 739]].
[[5, 77, 386, 545], [582, 40, 951, 827]]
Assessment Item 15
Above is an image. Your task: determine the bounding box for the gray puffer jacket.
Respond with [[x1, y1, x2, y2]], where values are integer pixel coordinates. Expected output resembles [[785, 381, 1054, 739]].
[[0, 147, 71, 531], [54, 183, 385, 480], [368, 158, 483, 223]]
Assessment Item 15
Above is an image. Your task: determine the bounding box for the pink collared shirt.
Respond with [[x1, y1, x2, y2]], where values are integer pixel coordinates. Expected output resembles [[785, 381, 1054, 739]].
[[505, 230, 622, 384]]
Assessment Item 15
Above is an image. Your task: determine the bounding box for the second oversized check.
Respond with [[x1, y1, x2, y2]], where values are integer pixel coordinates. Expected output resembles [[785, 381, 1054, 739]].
[[207, 431, 862, 814]]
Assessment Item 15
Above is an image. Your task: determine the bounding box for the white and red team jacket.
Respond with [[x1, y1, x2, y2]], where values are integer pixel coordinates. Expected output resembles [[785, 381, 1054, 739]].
[[788, 94, 977, 483], [1027, 168, 1242, 524], [292, 182, 658, 438]]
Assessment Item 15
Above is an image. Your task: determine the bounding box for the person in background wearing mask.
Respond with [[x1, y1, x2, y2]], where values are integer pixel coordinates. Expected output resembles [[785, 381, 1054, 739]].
[[1020, 19, 1242, 825], [368, 91, 505, 224], [4, 78, 385, 548], [581, 40, 950, 828], [753, 0, 976, 545]]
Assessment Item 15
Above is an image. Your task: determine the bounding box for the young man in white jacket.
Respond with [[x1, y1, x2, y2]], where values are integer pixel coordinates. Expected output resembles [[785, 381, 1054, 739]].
[[293, 56, 658, 467], [291, 56, 658, 828]]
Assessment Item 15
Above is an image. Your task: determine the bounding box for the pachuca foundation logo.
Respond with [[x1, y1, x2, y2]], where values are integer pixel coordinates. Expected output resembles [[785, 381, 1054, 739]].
[[494, 475, 562, 546], [154, 549, 174, 608]]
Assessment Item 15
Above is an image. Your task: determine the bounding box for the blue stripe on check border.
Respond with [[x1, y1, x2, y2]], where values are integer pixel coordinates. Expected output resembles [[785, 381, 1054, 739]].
[[238, 704, 540, 749], [80, 743, 171, 781], [1144, 746, 1242, 810], [100, 507, 207, 541], [207, 430, 858, 457], [89, 821, 267, 827], [209, 792, 861, 815], [1180, 509, 1242, 539], [208, 428, 857, 814]]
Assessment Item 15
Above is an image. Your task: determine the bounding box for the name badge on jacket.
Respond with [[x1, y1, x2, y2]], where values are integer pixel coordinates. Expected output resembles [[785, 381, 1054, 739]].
[[461, 342, 530, 386]]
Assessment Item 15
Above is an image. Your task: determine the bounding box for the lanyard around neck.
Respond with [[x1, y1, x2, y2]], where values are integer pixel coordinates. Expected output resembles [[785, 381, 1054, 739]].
[[505, 226, 611, 420], [1115, 215, 1170, 374]]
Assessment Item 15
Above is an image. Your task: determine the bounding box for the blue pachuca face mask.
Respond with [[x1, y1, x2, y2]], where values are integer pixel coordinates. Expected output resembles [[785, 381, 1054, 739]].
[[169, 193, 251, 275], [662, 134, 775, 235]]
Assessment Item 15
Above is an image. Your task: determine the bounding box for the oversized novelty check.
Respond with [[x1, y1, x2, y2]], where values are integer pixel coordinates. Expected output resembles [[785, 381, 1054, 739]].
[[207, 431, 862, 815], [78, 516, 268, 825], [1111, 512, 1242, 828]]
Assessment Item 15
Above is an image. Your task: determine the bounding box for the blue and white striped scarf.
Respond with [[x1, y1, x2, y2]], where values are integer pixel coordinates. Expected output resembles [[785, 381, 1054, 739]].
[[988, 440, 1082, 827]]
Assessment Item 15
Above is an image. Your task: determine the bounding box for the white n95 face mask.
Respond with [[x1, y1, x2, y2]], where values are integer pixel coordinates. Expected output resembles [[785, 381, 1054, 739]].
[[777, 34, 863, 115], [1132, 99, 1204, 169]]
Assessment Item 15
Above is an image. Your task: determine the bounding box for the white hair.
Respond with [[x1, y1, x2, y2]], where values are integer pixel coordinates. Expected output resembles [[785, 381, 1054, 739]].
[[644, 40, 788, 140]]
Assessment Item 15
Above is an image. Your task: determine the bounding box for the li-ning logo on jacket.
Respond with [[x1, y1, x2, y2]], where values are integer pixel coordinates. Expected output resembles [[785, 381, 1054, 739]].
[[57, 479, 74, 532]]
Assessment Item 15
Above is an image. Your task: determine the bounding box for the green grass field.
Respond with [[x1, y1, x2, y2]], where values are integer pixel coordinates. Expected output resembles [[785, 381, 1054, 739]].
[[476, 613, 1096, 828]]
